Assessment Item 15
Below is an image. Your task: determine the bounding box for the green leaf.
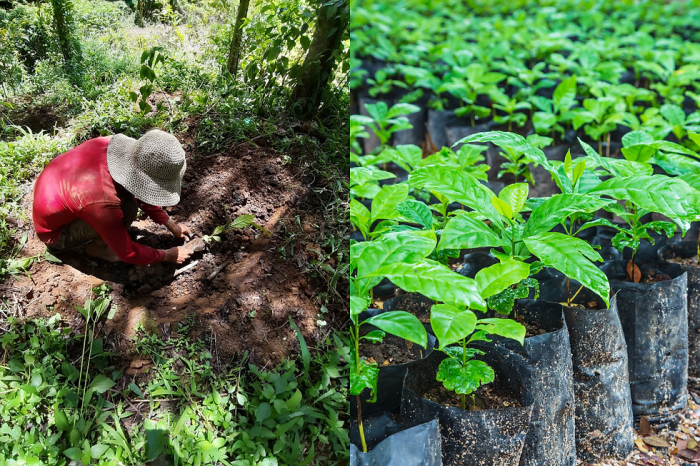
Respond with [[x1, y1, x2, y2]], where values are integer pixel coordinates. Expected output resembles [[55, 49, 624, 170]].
[[88, 375, 115, 394], [350, 199, 370, 239], [499, 183, 528, 217], [590, 175, 700, 220], [55, 410, 70, 432], [553, 76, 577, 112], [523, 194, 611, 237], [661, 104, 686, 126], [436, 358, 494, 396], [438, 213, 504, 250], [90, 444, 109, 459], [286, 389, 302, 410], [491, 196, 513, 219], [128, 382, 142, 397], [475, 261, 531, 299], [397, 199, 433, 229], [256, 402, 272, 422], [371, 184, 409, 222], [476, 318, 526, 344], [350, 349, 379, 400], [350, 296, 369, 323], [387, 103, 421, 119], [230, 214, 256, 229], [394, 145, 423, 171], [350, 167, 395, 186], [430, 304, 477, 348], [487, 278, 539, 315], [365, 311, 427, 347], [453, 131, 551, 172], [64, 448, 82, 461], [524, 232, 610, 306], [361, 330, 385, 343], [366, 260, 486, 311], [622, 131, 654, 147], [410, 165, 501, 223], [354, 230, 436, 295]]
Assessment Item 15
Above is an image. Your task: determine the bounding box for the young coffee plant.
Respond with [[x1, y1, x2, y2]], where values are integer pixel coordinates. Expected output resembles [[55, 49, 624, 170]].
[[531, 76, 577, 143], [349, 230, 434, 451], [202, 214, 269, 243], [497, 134, 552, 185], [353, 102, 420, 153]]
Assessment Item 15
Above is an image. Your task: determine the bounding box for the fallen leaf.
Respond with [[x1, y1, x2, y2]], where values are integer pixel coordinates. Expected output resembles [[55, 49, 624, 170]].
[[677, 437, 690, 451], [636, 437, 649, 451], [690, 438, 698, 450], [693, 448, 700, 461], [639, 416, 652, 436], [627, 259, 642, 283], [381, 360, 389, 366], [644, 436, 670, 448], [678, 448, 697, 460]]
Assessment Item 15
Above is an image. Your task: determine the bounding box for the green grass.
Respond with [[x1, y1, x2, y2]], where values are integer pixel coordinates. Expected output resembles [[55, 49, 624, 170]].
[[0, 287, 349, 465]]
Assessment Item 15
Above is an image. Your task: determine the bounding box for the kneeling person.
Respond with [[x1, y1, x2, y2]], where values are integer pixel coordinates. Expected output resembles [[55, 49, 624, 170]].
[[33, 130, 193, 264]]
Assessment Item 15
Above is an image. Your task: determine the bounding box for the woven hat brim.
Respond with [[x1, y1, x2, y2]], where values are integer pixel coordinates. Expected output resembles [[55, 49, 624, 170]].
[[107, 134, 183, 206]]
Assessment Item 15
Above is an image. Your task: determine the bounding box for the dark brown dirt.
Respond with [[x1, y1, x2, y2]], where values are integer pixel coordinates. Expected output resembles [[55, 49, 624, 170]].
[[359, 332, 425, 366], [422, 381, 522, 410], [669, 255, 700, 268], [0, 131, 339, 368], [516, 314, 551, 338]]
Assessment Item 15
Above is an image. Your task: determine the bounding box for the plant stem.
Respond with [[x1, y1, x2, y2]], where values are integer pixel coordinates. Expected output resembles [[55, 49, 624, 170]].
[[566, 277, 570, 305], [357, 395, 368, 452], [630, 249, 637, 282], [598, 138, 602, 155], [461, 393, 466, 410], [697, 233, 700, 263], [461, 338, 467, 410], [606, 132, 611, 157]]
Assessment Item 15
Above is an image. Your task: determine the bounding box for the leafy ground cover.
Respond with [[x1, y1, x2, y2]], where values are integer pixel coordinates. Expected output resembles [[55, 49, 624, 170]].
[[0, 0, 350, 464]]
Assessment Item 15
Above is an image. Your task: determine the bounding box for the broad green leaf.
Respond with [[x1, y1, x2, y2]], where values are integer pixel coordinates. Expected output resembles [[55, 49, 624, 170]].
[[524, 232, 610, 306], [589, 175, 700, 220], [654, 151, 700, 176], [430, 304, 477, 348], [487, 277, 539, 315], [397, 199, 433, 229], [350, 199, 370, 239], [387, 103, 421, 119], [365, 311, 428, 347], [350, 296, 369, 324], [256, 402, 272, 422], [491, 196, 513, 219], [438, 213, 504, 250], [651, 140, 700, 157], [354, 230, 437, 295], [499, 183, 528, 217], [476, 318, 526, 344], [365, 102, 388, 122], [55, 410, 70, 432], [230, 214, 255, 229], [553, 76, 577, 112], [361, 330, 386, 343], [452, 131, 550, 171], [371, 184, 409, 222], [90, 444, 109, 459], [436, 358, 494, 395], [660, 104, 685, 126], [64, 448, 82, 461], [409, 165, 501, 223], [609, 159, 654, 176], [350, 167, 395, 186], [350, 349, 379, 400], [523, 194, 611, 237], [366, 260, 486, 311], [622, 131, 654, 147], [394, 145, 423, 170], [88, 375, 115, 394], [679, 174, 700, 191], [572, 160, 585, 186], [475, 261, 531, 299]]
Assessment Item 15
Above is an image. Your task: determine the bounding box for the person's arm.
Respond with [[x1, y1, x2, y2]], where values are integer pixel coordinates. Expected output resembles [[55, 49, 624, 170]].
[[137, 201, 192, 238], [82, 203, 191, 265]]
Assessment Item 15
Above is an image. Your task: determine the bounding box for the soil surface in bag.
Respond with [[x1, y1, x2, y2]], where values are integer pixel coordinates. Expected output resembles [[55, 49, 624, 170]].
[[600, 260, 689, 420], [486, 299, 577, 466], [351, 329, 436, 419], [402, 347, 534, 466], [533, 269, 634, 461], [350, 414, 442, 466], [659, 241, 700, 378], [359, 330, 430, 366]]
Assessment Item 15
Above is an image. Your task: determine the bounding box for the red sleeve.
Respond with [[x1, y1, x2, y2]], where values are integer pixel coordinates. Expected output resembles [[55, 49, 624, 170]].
[[137, 200, 170, 225], [81, 203, 166, 265]]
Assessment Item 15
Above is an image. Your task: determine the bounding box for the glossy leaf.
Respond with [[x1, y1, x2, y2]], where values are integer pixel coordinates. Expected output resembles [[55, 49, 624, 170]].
[[366, 260, 486, 311], [436, 358, 494, 396], [397, 199, 433, 229], [371, 184, 409, 222], [476, 318, 527, 344], [350, 296, 369, 325], [487, 277, 539, 315], [453, 131, 550, 171], [499, 183, 528, 217], [475, 261, 531, 299], [365, 311, 427, 347], [523, 194, 611, 237], [430, 304, 477, 348], [350, 349, 379, 401], [350, 199, 370, 239], [438, 213, 505, 251], [524, 232, 610, 306]]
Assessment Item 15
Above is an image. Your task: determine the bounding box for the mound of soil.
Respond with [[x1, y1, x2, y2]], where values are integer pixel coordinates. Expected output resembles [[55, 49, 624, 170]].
[[1, 135, 337, 368], [669, 255, 700, 268]]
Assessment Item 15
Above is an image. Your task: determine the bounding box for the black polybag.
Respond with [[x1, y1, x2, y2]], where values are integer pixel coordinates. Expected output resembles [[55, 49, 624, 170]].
[[350, 329, 437, 418], [350, 414, 442, 466], [486, 299, 576, 466], [600, 260, 689, 419], [402, 347, 534, 466], [534, 269, 634, 461], [659, 241, 700, 377]]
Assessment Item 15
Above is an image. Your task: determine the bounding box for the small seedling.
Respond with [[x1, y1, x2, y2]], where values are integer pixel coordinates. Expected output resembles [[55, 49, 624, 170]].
[[202, 214, 270, 243]]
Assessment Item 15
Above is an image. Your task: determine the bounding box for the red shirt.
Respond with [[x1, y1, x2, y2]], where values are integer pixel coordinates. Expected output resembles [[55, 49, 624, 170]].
[[33, 137, 168, 265]]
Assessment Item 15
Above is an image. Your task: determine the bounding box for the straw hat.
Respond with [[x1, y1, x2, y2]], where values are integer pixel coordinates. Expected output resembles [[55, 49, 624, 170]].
[[106, 130, 186, 206]]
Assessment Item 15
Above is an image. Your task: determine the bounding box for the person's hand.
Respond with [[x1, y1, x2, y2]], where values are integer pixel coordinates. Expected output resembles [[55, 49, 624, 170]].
[[165, 220, 192, 239], [164, 246, 193, 264]]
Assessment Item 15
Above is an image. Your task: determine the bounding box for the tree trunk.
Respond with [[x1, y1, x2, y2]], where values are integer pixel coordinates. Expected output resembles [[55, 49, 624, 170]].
[[290, 0, 349, 120], [50, 0, 82, 77], [226, 0, 251, 77]]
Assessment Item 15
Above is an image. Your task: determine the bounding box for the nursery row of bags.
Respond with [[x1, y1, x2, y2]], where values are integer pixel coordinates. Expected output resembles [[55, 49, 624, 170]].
[[351, 0, 700, 150], [349, 131, 700, 465]]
